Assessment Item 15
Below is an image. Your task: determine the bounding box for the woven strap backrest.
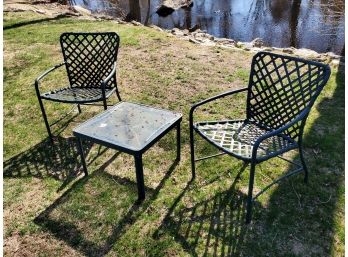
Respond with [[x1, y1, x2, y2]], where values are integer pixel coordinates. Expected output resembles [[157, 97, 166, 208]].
[[60, 32, 120, 88], [247, 52, 330, 139]]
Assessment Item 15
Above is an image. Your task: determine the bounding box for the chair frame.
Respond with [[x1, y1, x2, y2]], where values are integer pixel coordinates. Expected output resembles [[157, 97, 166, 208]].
[[189, 51, 331, 224], [35, 32, 122, 143]]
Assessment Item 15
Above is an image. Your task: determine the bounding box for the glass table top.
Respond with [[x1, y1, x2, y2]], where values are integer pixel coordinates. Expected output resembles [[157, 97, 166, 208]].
[[73, 102, 182, 152]]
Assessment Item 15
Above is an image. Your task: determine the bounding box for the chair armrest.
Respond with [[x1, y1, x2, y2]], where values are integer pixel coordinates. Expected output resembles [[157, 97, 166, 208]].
[[102, 65, 116, 86], [189, 87, 248, 123], [34, 62, 65, 92], [251, 106, 311, 159], [35, 62, 65, 85], [100, 65, 116, 98]]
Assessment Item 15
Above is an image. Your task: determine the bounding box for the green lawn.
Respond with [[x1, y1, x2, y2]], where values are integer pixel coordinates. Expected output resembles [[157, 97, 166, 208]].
[[3, 11, 344, 257]]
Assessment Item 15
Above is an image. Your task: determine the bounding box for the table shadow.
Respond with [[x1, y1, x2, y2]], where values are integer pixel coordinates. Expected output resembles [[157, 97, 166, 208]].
[[34, 153, 179, 257]]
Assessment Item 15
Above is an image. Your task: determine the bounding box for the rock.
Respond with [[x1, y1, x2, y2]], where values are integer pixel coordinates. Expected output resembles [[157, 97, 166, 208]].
[[236, 42, 244, 48], [131, 20, 142, 26], [171, 28, 184, 36], [311, 56, 326, 62], [193, 33, 206, 42], [197, 32, 212, 39], [263, 47, 273, 51], [148, 25, 163, 31], [189, 38, 201, 44], [283, 48, 294, 54], [183, 29, 189, 36], [156, 0, 193, 16], [72, 5, 91, 16], [112, 18, 123, 23], [325, 52, 340, 59], [57, 11, 80, 17], [251, 37, 265, 48], [188, 24, 200, 32], [95, 14, 114, 20], [68, 6, 78, 13], [192, 34, 209, 43], [242, 42, 252, 49], [34, 9, 46, 14], [214, 38, 236, 46], [193, 36, 204, 42], [294, 48, 320, 59]]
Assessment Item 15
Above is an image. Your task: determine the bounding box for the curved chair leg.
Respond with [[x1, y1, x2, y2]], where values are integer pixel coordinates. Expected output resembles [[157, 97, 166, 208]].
[[37, 96, 53, 143], [246, 161, 256, 224], [299, 146, 308, 183], [115, 88, 122, 101], [189, 123, 196, 180]]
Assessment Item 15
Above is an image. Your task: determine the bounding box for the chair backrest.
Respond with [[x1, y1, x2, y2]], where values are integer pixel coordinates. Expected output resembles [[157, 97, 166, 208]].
[[60, 32, 120, 88], [246, 51, 331, 139]]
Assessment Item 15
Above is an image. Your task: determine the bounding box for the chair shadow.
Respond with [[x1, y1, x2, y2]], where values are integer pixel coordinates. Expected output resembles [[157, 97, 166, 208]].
[[153, 164, 257, 257], [4, 135, 94, 191], [34, 152, 179, 257]]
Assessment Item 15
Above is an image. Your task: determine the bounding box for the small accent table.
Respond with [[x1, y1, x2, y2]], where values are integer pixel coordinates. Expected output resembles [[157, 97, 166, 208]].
[[73, 102, 182, 201]]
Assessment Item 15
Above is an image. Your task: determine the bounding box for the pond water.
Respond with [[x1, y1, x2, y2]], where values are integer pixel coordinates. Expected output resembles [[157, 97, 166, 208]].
[[70, 0, 344, 54]]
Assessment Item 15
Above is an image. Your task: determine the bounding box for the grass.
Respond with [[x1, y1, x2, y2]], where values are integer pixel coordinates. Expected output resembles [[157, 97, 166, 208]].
[[4, 11, 344, 257]]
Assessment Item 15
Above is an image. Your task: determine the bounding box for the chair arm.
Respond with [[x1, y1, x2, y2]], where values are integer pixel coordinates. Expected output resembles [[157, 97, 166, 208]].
[[251, 106, 311, 159], [189, 87, 248, 124], [34, 62, 65, 96], [100, 65, 116, 97], [35, 62, 65, 86], [102, 65, 116, 86]]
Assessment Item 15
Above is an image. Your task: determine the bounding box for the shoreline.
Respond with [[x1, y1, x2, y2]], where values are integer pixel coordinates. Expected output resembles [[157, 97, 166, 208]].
[[4, 1, 343, 66]]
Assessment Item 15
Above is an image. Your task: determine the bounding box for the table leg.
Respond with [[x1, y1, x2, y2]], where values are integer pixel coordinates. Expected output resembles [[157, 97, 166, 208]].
[[134, 154, 145, 201], [77, 138, 88, 176], [176, 122, 181, 161]]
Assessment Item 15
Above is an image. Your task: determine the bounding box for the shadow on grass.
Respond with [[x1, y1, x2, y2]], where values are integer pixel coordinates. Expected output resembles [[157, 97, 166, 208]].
[[4, 136, 94, 189], [153, 59, 344, 256], [245, 57, 345, 255], [153, 164, 259, 257], [34, 152, 179, 257], [4, 13, 72, 30], [3, 104, 117, 191]]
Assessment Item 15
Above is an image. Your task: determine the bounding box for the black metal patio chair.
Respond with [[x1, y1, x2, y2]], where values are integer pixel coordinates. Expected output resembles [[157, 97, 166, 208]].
[[35, 32, 121, 142], [189, 51, 331, 223]]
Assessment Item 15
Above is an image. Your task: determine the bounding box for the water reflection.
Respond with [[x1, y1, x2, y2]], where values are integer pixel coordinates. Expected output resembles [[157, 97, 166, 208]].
[[126, 0, 141, 21], [70, 0, 344, 54], [289, 0, 301, 48]]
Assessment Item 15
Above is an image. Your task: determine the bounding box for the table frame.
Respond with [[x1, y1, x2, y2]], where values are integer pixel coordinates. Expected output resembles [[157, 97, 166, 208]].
[[74, 118, 181, 201]]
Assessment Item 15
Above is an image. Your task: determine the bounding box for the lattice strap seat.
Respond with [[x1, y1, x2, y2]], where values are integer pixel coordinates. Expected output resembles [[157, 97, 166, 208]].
[[194, 120, 298, 161], [41, 87, 116, 103]]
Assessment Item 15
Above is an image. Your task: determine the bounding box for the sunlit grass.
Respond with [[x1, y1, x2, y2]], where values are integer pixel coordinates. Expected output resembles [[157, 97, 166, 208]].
[[4, 11, 344, 257]]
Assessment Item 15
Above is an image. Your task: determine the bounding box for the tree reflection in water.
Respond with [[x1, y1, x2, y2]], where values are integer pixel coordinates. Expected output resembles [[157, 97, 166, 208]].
[[68, 0, 345, 54]]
